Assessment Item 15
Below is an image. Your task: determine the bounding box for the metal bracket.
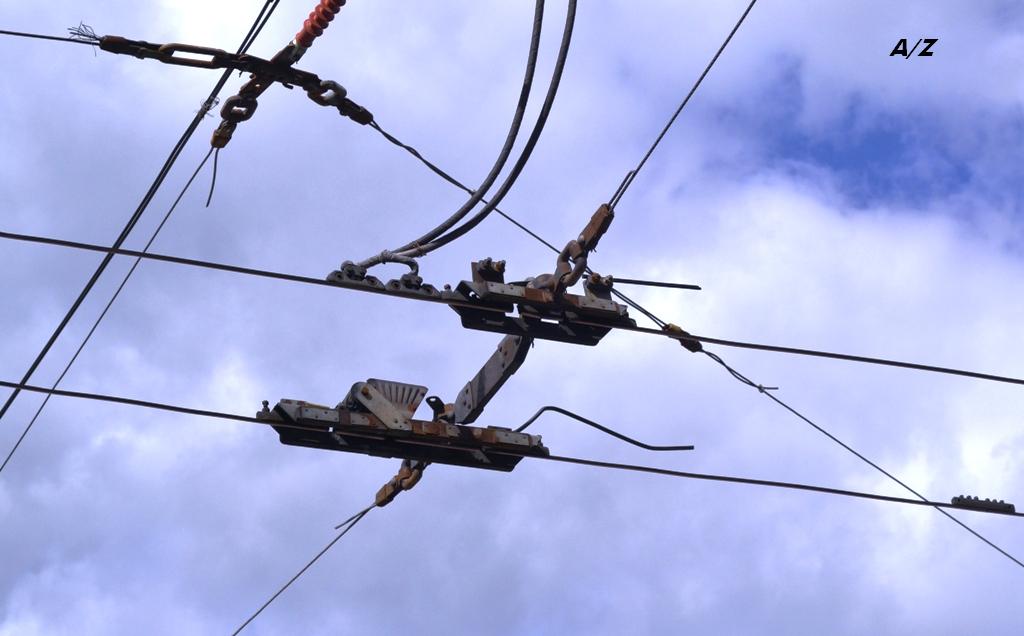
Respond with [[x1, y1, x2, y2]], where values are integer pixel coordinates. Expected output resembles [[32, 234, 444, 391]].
[[453, 335, 532, 424], [346, 379, 426, 430]]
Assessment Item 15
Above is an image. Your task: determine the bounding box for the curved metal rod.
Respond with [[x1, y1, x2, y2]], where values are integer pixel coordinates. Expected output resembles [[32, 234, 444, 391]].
[[515, 405, 694, 451]]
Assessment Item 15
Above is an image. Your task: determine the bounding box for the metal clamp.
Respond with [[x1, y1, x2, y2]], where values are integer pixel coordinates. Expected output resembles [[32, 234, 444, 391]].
[[375, 459, 426, 507]]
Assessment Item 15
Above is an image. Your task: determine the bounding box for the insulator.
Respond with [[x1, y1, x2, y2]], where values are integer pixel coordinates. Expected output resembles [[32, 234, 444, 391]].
[[295, 0, 346, 48]]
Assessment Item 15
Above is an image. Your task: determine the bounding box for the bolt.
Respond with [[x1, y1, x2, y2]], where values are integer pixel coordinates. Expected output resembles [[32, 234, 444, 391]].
[[361, 386, 371, 398]]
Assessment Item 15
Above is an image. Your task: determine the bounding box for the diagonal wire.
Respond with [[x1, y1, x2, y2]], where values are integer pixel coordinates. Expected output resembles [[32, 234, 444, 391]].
[[608, 0, 759, 208], [701, 349, 1024, 569], [0, 0, 281, 468], [231, 505, 375, 635]]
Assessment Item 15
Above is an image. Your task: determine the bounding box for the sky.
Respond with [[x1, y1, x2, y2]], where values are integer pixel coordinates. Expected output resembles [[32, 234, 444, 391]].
[[1, 0, 1023, 634]]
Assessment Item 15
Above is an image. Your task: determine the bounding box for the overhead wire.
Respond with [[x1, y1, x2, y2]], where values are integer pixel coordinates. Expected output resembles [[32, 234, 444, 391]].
[[5, 228, 1024, 389], [1, 376, 1019, 521], [0, 0, 283, 469], [607, 0, 759, 208], [231, 504, 375, 636], [357, 0, 546, 269]]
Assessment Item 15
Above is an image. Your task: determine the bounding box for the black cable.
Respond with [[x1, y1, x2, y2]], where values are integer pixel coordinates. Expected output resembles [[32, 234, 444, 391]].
[[514, 405, 694, 451], [8, 228, 1024, 390], [529, 453, 1024, 518], [400, 0, 577, 258], [0, 28, 97, 45], [0, 149, 214, 474], [231, 504, 375, 635], [0, 1, 281, 450], [607, 0, 759, 208], [4, 377, 1021, 522], [700, 350, 1024, 569], [359, 0, 546, 268], [591, 319, 1024, 388]]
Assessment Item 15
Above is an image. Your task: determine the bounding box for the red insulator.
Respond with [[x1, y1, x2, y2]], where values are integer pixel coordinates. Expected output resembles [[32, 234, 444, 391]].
[[295, 0, 345, 48]]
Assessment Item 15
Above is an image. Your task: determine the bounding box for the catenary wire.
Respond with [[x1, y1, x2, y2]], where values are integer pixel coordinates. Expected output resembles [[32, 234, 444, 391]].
[[607, 0, 759, 208], [231, 505, 375, 636], [6, 228, 1024, 389], [1, 377, 1020, 520], [514, 405, 694, 450], [395, 0, 577, 259], [358, 0, 546, 268], [0, 0, 282, 458]]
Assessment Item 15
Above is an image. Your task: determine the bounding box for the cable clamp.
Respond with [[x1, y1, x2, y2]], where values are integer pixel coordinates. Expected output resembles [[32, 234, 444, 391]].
[[663, 323, 702, 353], [374, 459, 426, 507]]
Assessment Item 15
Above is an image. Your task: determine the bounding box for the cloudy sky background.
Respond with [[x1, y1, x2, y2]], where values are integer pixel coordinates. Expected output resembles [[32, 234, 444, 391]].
[[2, 0, 1023, 633]]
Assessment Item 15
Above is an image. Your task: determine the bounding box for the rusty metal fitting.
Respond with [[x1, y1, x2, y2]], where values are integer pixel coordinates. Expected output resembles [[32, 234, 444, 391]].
[[472, 258, 506, 284], [210, 121, 236, 149], [220, 95, 258, 123], [374, 458, 425, 507], [584, 272, 614, 300], [663, 323, 702, 353]]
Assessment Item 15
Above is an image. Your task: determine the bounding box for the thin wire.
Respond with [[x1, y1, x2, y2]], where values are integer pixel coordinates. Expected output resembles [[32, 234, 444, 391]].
[[3, 377, 1021, 521], [607, 0, 759, 208], [529, 453, 1023, 518], [231, 505, 375, 635], [0, 0, 281, 458], [7, 228, 1024, 390], [514, 405, 694, 450], [0, 29, 97, 45], [700, 350, 1024, 569], [370, 121, 561, 254]]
